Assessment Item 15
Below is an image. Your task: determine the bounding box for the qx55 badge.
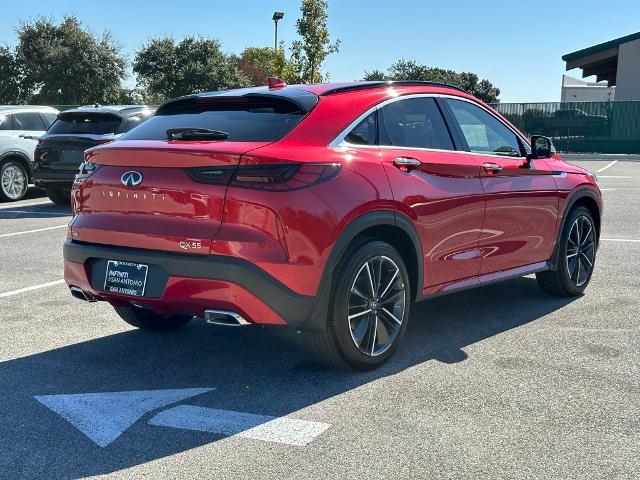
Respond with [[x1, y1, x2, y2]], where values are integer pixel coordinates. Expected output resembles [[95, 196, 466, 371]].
[[179, 241, 203, 250]]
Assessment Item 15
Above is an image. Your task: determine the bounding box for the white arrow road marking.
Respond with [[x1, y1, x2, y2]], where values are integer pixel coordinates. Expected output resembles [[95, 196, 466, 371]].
[[149, 405, 330, 447], [35, 388, 214, 447]]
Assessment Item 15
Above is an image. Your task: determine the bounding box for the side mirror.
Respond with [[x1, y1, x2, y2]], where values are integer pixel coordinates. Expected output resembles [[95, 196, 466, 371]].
[[530, 135, 554, 159]]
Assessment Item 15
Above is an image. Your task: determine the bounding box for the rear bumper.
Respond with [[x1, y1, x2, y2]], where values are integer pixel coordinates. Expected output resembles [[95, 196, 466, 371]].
[[63, 240, 318, 328], [33, 168, 76, 189]]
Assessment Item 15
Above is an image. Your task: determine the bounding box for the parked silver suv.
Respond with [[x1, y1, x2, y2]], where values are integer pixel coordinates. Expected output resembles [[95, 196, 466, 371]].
[[0, 106, 59, 201]]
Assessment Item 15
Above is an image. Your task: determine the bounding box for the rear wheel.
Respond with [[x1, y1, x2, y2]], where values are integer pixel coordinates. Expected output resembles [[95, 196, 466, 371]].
[[0, 160, 28, 201], [308, 240, 411, 370], [113, 305, 192, 331], [536, 206, 597, 296], [45, 188, 71, 206]]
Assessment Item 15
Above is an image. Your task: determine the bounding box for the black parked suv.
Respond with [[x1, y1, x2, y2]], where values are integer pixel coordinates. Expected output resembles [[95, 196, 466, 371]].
[[33, 105, 155, 204]]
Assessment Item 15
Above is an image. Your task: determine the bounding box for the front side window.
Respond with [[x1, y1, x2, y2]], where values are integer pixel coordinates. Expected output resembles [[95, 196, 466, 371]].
[[13, 112, 45, 131], [447, 99, 522, 157], [378, 97, 454, 150]]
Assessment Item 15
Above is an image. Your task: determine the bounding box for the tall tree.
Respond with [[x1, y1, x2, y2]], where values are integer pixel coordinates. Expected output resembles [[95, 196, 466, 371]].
[[290, 0, 340, 83], [15, 16, 128, 105], [234, 46, 297, 85], [0, 46, 20, 103], [364, 59, 501, 103], [133, 36, 250, 103]]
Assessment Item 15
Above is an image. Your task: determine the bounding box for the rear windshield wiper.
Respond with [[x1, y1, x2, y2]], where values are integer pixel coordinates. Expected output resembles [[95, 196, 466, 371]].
[[166, 128, 230, 140]]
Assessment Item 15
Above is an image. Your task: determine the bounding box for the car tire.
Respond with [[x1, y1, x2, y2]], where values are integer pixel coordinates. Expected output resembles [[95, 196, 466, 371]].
[[308, 240, 411, 370], [45, 188, 71, 206], [536, 206, 597, 296], [113, 305, 193, 331], [0, 160, 28, 202]]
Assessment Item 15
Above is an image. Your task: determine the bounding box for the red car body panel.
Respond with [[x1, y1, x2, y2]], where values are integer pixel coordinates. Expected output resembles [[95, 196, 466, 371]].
[[63, 82, 602, 329]]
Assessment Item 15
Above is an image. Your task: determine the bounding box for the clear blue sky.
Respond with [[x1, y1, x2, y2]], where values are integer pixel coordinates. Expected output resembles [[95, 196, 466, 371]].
[[1, 0, 638, 102]]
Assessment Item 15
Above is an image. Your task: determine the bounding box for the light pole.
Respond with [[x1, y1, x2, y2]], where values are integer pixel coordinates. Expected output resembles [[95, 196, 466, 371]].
[[272, 12, 284, 51]]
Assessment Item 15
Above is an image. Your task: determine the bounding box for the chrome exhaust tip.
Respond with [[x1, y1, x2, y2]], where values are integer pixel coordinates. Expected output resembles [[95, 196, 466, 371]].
[[70, 286, 97, 302], [204, 309, 250, 326]]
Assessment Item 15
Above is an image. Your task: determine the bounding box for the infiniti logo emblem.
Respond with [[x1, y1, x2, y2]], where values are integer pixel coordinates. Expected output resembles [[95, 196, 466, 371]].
[[121, 171, 143, 187]]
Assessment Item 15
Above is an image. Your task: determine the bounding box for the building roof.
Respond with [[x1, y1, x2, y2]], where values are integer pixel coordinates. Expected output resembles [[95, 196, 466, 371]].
[[562, 31, 640, 86], [562, 31, 640, 62]]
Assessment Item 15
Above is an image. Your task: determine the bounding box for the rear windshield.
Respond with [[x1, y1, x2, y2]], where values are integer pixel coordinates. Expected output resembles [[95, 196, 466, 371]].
[[120, 97, 305, 142], [48, 112, 123, 135]]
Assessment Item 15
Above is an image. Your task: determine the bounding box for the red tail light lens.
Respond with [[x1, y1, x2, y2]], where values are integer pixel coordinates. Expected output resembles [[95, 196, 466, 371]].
[[186, 163, 340, 191]]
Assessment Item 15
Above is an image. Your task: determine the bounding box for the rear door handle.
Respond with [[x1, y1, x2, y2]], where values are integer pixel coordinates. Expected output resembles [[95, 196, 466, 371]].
[[482, 162, 503, 174], [393, 157, 421, 172]]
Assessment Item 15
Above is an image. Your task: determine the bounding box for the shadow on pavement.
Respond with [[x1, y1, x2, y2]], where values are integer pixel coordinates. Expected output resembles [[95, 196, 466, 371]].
[[1, 276, 576, 479]]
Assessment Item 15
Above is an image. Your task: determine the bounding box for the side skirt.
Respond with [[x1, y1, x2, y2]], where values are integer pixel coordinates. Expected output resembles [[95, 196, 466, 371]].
[[419, 261, 551, 301]]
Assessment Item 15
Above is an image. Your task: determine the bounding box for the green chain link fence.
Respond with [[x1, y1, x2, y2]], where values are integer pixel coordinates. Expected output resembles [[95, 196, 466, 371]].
[[489, 101, 640, 154]]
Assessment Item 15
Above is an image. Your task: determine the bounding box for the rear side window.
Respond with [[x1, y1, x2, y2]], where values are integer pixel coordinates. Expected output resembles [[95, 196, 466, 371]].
[[48, 112, 123, 135], [0, 115, 12, 130], [40, 112, 58, 129], [345, 111, 377, 145], [121, 97, 305, 142], [447, 99, 522, 157], [123, 115, 151, 132], [13, 112, 45, 131], [379, 97, 454, 150]]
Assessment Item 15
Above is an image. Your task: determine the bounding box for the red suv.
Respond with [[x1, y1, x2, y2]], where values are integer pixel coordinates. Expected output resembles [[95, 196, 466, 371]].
[[64, 81, 602, 369]]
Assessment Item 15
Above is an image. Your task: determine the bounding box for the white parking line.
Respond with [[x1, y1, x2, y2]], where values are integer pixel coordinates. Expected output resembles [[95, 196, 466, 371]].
[[0, 200, 52, 209], [0, 210, 70, 216], [150, 405, 330, 447], [596, 160, 618, 173], [0, 225, 67, 238], [0, 279, 65, 298], [597, 175, 632, 179], [601, 238, 640, 243]]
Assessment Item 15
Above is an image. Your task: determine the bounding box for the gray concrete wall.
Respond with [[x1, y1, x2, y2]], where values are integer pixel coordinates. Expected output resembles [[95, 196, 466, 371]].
[[615, 38, 640, 101]]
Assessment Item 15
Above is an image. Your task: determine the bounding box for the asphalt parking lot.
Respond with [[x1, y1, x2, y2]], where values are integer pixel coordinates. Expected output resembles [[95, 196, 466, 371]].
[[0, 155, 638, 479]]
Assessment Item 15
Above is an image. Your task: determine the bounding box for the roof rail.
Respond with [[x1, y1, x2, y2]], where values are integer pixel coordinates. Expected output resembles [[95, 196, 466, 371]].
[[320, 81, 468, 96]]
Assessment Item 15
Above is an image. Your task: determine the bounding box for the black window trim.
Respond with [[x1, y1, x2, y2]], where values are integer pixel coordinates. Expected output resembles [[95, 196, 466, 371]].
[[330, 93, 531, 159]]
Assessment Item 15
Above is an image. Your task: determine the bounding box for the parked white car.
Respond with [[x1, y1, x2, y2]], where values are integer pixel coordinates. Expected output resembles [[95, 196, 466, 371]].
[[0, 106, 59, 201]]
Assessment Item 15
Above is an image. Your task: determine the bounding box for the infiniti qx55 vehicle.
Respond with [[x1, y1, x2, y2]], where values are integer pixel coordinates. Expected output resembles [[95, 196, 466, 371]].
[[34, 105, 155, 204], [64, 80, 602, 369]]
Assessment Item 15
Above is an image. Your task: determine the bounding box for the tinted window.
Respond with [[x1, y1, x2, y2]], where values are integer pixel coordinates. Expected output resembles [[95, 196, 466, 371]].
[[0, 115, 11, 130], [13, 112, 45, 131], [123, 114, 152, 132], [40, 112, 58, 129], [48, 112, 122, 135], [345, 111, 377, 145], [447, 99, 522, 157], [122, 98, 305, 142], [379, 97, 454, 150]]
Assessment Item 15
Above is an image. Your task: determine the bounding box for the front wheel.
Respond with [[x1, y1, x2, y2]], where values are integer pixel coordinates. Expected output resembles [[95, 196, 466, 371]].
[[0, 160, 28, 201], [113, 305, 192, 331], [536, 206, 597, 296], [308, 240, 411, 370]]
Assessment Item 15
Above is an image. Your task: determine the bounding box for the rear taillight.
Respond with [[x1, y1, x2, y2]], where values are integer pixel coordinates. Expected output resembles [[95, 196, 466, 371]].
[[186, 163, 340, 191], [78, 161, 98, 175]]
